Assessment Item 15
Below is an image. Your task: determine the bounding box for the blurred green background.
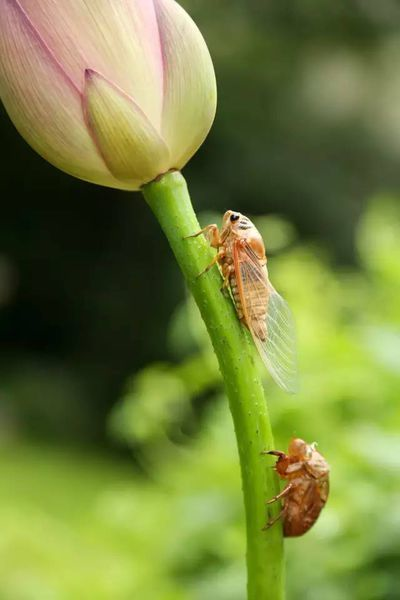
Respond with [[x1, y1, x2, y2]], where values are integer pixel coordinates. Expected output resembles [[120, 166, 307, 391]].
[[1, 1, 400, 599]]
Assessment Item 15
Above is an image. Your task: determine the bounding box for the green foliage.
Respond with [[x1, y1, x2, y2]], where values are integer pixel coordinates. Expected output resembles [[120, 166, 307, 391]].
[[1, 198, 398, 599]]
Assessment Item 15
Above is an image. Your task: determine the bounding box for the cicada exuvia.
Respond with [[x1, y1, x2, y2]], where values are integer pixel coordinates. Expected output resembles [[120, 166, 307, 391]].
[[262, 438, 330, 537], [188, 210, 298, 393]]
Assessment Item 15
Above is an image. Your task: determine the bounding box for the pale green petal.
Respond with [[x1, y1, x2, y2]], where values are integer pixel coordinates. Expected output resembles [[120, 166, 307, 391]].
[[155, 0, 217, 168], [0, 0, 130, 189], [83, 70, 170, 186], [16, 0, 164, 127]]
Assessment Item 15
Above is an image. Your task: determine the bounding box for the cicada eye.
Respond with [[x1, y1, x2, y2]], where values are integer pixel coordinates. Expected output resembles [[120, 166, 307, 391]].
[[230, 213, 240, 222]]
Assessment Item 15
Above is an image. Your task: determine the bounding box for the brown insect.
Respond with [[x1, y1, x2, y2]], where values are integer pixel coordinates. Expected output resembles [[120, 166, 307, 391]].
[[187, 210, 298, 393], [262, 438, 330, 537]]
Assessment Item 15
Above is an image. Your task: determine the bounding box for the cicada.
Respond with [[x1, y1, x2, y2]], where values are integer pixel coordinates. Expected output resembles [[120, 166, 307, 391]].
[[188, 210, 298, 393], [262, 438, 330, 537]]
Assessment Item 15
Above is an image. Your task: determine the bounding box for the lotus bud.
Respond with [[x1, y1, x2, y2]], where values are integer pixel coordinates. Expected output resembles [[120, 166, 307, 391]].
[[0, 0, 217, 190]]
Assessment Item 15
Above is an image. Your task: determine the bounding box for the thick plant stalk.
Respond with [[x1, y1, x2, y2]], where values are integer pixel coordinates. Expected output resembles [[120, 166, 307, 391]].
[[142, 170, 284, 600]]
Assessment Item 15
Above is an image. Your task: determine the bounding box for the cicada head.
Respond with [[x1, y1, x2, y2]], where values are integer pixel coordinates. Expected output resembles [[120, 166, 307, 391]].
[[222, 210, 242, 229], [223, 210, 256, 231], [222, 210, 265, 257]]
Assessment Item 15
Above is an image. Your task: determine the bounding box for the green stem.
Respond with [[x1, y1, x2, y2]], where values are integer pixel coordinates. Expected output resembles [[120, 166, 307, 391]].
[[142, 171, 284, 600]]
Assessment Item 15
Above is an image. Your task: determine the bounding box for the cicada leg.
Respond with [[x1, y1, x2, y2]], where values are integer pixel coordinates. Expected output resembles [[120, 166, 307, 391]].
[[196, 247, 226, 278], [265, 482, 293, 505], [260, 450, 287, 459], [185, 224, 222, 249], [186, 224, 226, 277], [262, 508, 286, 531]]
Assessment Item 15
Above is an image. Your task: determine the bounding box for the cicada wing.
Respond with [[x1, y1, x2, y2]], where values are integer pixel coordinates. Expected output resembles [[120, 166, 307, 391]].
[[261, 283, 298, 393], [234, 242, 298, 394]]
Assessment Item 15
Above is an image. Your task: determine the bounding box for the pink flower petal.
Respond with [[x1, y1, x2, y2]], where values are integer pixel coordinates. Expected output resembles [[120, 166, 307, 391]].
[[83, 70, 170, 187], [0, 0, 129, 188], [16, 0, 164, 127], [155, 0, 217, 169]]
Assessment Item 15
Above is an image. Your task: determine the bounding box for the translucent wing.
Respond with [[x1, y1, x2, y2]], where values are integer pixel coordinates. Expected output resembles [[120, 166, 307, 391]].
[[233, 241, 298, 393]]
